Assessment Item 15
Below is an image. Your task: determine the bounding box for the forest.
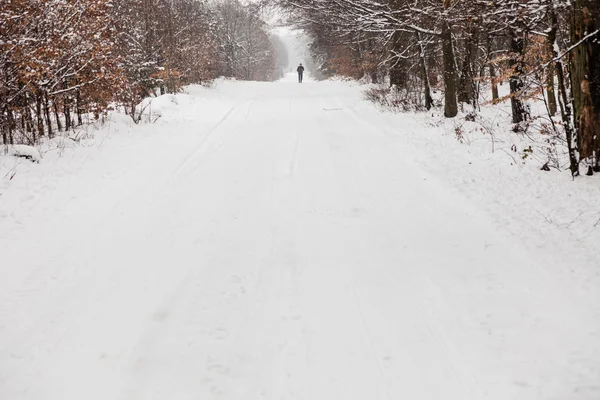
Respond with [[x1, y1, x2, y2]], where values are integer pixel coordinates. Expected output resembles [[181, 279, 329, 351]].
[[0, 0, 286, 144], [1, 0, 599, 176], [1, 3, 600, 397], [278, 0, 599, 176]]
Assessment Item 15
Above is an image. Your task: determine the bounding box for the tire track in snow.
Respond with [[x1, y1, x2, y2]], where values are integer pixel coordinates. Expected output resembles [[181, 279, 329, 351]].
[[116, 115, 299, 399], [306, 96, 394, 399], [107, 97, 257, 222], [275, 129, 300, 181], [170, 97, 256, 179], [326, 113, 393, 400], [0, 100, 255, 346], [100, 100, 247, 216], [334, 100, 481, 398], [0, 97, 261, 400], [314, 95, 474, 398], [343, 255, 394, 400]]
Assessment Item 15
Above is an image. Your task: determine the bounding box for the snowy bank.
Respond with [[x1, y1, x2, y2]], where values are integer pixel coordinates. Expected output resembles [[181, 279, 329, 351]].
[[355, 82, 600, 275], [1, 145, 42, 163]]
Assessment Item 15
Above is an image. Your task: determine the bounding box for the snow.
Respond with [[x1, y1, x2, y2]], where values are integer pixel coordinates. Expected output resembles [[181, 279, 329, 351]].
[[1, 144, 42, 162], [1, 73, 599, 400], [136, 94, 180, 121]]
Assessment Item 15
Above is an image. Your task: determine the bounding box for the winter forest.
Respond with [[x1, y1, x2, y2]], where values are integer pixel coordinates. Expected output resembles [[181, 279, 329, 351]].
[[281, 0, 600, 176], [1, 0, 599, 176], [1, 0, 288, 141], [1, 1, 600, 399]]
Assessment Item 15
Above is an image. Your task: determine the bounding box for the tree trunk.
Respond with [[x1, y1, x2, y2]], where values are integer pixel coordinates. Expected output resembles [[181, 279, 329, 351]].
[[7, 105, 15, 145], [2, 105, 11, 145], [548, 0, 579, 175], [1, 111, 7, 145], [545, 66, 558, 117], [371, 70, 378, 84], [458, 26, 477, 107], [441, 20, 458, 117], [35, 92, 44, 141], [570, 0, 600, 169], [546, 9, 558, 116], [24, 92, 33, 134], [556, 59, 579, 176], [417, 32, 433, 111], [485, 35, 499, 103], [1, 66, 11, 145], [64, 96, 71, 131], [508, 32, 528, 123], [43, 91, 53, 139], [76, 89, 83, 126], [489, 64, 499, 102], [53, 98, 62, 132]]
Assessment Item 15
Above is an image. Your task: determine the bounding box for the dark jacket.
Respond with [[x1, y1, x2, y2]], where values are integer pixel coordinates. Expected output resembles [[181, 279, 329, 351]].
[[297, 65, 305, 74]]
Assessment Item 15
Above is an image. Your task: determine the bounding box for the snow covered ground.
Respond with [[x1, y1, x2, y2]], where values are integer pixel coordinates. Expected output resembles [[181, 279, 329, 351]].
[[1, 72, 599, 400]]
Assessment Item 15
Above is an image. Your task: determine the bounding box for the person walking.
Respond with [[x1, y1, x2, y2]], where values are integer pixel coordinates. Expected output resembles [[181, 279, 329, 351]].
[[297, 63, 305, 83]]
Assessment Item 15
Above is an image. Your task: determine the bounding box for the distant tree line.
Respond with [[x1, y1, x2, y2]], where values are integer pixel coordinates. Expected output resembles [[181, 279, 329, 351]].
[[0, 0, 284, 145], [278, 0, 599, 175]]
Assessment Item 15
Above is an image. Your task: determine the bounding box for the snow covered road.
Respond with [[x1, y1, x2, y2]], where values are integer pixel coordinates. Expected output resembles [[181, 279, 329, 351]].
[[1, 74, 599, 400]]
